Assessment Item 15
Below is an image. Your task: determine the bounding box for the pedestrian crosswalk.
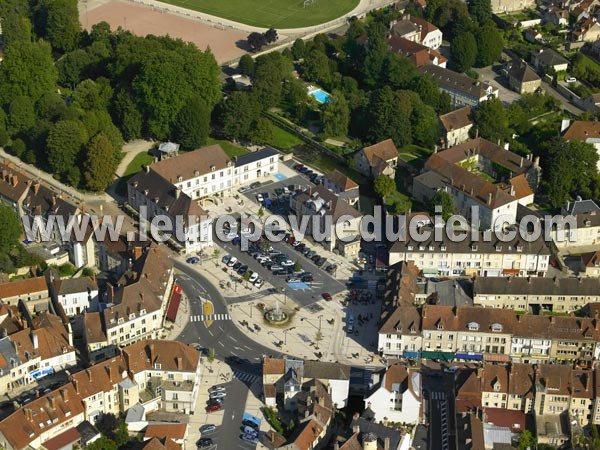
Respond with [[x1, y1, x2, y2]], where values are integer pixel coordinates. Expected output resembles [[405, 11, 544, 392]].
[[233, 370, 259, 384], [190, 313, 231, 322]]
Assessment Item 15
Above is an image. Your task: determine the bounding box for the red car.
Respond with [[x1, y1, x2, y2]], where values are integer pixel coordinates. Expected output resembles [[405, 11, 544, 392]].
[[205, 404, 221, 413], [322, 293, 332, 301]]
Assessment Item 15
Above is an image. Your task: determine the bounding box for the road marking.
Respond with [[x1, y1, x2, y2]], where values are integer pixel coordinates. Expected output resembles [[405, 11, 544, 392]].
[[232, 370, 259, 384], [190, 313, 231, 323], [218, 342, 225, 348], [207, 329, 214, 336], [244, 345, 253, 350], [230, 336, 238, 342]]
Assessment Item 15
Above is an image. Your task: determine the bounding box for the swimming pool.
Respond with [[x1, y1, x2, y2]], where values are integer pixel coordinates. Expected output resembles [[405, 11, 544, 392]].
[[308, 88, 331, 104]]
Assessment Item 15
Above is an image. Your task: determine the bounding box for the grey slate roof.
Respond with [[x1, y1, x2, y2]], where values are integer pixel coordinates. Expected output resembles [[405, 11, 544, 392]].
[[418, 65, 495, 100], [233, 147, 278, 167], [303, 360, 351, 380], [349, 417, 402, 450], [55, 277, 98, 296], [474, 276, 600, 296]]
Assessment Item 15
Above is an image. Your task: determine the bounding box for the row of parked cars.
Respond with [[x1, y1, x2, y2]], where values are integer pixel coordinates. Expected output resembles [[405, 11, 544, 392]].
[[222, 255, 264, 288], [204, 384, 226, 413], [293, 163, 322, 184], [285, 234, 340, 275]]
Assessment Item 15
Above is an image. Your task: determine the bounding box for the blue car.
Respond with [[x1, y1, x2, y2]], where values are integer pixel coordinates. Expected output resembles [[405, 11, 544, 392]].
[[186, 257, 200, 264]]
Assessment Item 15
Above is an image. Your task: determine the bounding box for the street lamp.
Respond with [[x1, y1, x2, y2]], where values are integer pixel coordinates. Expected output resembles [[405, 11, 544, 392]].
[[249, 302, 254, 318], [281, 287, 286, 305], [318, 315, 323, 333]]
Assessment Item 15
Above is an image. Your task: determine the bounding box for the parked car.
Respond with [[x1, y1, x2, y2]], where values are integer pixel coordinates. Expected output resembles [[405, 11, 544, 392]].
[[197, 437, 214, 448], [241, 434, 258, 444], [200, 424, 217, 435], [286, 277, 302, 283], [293, 164, 304, 171], [325, 264, 337, 274], [248, 272, 258, 283], [242, 420, 259, 430], [250, 181, 261, 189], [237, 265, 248, 275], [311, 254, 321, 262], [210, 392, 226, 400], [227, 257, 238, 267], [222, 255, 231, 265], [281, 259, 294, 267], [283, 186, 291, 195], [209, 386, 226, 393], [254, 278, 264, 288], [243, 426, 258, 435], [205, 404, 221, 413], [295, 243, 306, 252], [322, 293, 332, 301], [233, 261, 242, 270], [256, 193, 264, 203], [566, 77, 577, 83], [238, 186, 251, 193], [301, 273, 313, 282], [270, 265, 283, 272], [316, 257, 327, 267], [186, 257, 200, 264]]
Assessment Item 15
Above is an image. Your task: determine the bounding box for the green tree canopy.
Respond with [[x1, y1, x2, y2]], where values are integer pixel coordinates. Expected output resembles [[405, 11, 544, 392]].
[[363, 21, 388, 88], [36, 92, 69, 122], [219, 92, 261, 141], [34, 0, 81, 52], [73, 78, 113, 111], [238, 54, 255, 77], [431, 190, 455, 221], [0, 40, 58, 104], [57, 49, 91, 87], [374, 175, 396, 198], [0, 205, 22, 253], [252, 52, 293, 109], [451, 32, 477, 72], [174, 96, 210, 150], [2, 12, 32, 45], [8, 96, 36, 136], [473, 97, 511, 143], [249, 118, 274, 145], [292, 38, 306, 60], [84, 134, 117, 191], [468, 0, 492, 24], [47, 120, 88, 173], [476, 23, 504, 67], [384, 54, 417, 90], [322, 90, 350, 137], [366, 86, 412, 148], [112, 90, 142, 141], [301, 48, 332, 87]]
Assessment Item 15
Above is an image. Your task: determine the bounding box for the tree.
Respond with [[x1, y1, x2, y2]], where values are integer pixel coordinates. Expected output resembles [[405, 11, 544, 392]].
[[113, 421, 129, 447], [384, 54, 416, 90], [0, 126, 8, 147], [431, 190, 455, 221], [302, 48, 332, 86], [10, 139, 26, 157], [2, 12, 32, 45], [249, 118, 274, 145], [291, 38, 306, 60], [86, 436, 117, 450], [57, 49, 91, 87], [73, 78, 113, 111], [517, 430, 536, 450], [95, 413, 119, 438], [322, 90, 349, 137], [450, 32, 477, 72], [207, 347, 215, 363], [84, 135, 117, 191], [366, 86, 412, 148], [112, 90, 142, 141], [294, 259, 302, 272], [374, 175, 396, 198], [174, 96, 210, 149], [473, 97, 511, 143], [34, 0, 81, 52], [411, 101, 441, 148], [47, 120, 88, 173], [36, 92, 68, 122], [247, 32, 267, 52], [252, 52, 292, 108], [476, 24, 504, 67], [363, 21, 388, 87], [8, 96, 36, 136], [265, 28, 278, 43], [0, 40, 58, 104], [238, 54, 255, 77], [468, 0, 492, 24], [219, 92, 261, 141], [0, 205, 22, 253]]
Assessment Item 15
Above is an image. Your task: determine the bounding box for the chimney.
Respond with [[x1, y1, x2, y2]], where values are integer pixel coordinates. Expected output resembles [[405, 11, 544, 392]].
[[520, 157, 523, 168], [384, 437, 391, 450], [52, 194, 57, 206], [105, 365, 113, 382], [176, 187, 181, 199], [11, 175, 18, 187], [24, 408, 33, 422], [86, 368, 92, 382], [60, 388, 69, 402], [176, 357, 182, 370], [73, 378, 79, 393], [48, 396, 56, 409], [487, 192, 493, 205], [31, 332, 38, 350], [334, 442, 340, 450], [144, 165, 150, 173], [534, 156, 540, 167], [149, 343, 155, 363], [33, 182, 40, 194], [353, 423, 360, 434]]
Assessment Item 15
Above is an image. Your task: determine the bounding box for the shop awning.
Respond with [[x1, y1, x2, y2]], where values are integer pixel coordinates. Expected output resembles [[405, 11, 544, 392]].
[[503, 269, 520, 275], [484, 353, 510, 362], [455, 352, 483, 361], [421, 351, 454, 361], [403, 351, 421, 359], [166, 285, 182, 322]]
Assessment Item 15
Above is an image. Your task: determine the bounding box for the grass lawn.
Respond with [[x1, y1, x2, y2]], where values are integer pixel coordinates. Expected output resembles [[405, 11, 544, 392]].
[[269, 125, 303, 151], [116, 152, 154, 196], [156, 0, 359, 28], [398, 144, 433, 170], [206, 137, 249, 158]]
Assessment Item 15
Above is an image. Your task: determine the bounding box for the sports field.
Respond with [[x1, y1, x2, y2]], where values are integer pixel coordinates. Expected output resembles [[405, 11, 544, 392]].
[[158, 0, 360, 28]]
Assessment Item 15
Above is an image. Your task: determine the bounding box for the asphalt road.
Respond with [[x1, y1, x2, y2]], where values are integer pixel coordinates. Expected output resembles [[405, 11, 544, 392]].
[[173, 263, 284, 450], [423, 372, 456, 450]]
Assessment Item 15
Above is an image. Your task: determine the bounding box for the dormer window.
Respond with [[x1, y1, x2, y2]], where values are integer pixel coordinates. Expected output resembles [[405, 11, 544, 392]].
[[129, 313, 135, 320], [516, 245, 523, 252], [194, 170, 200, 177], [419, 245, 425, 251], [491, 323, 503, 332], [471, 243, 478, 251], [154, 363, 161, 370], [178, 176, 183, 182], [436, 322, 443, 330], [495, 245, 502, 252], [441, 245, 447, 251], [408, 245, 414, 251], [117, 318, 124, 325], [140, 308, 146, 315], [468, 322, 479, 331], [428, 245, 434, 251]]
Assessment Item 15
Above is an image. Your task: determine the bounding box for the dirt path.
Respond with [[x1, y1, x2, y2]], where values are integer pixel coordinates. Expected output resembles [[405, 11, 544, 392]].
[[116, 139, 154, 177]]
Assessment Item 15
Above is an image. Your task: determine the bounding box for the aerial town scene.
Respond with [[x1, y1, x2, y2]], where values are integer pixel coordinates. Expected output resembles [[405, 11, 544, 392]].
[[0, 0, 600, 449]]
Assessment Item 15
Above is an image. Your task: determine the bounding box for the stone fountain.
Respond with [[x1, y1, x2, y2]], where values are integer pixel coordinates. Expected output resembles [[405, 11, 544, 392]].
[[264, 298, 289, 325]]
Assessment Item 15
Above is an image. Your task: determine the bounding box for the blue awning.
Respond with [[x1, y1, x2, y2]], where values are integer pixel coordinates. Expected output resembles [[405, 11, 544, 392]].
[[403, 351, 421, 358], [455, 352, 483, 361]]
